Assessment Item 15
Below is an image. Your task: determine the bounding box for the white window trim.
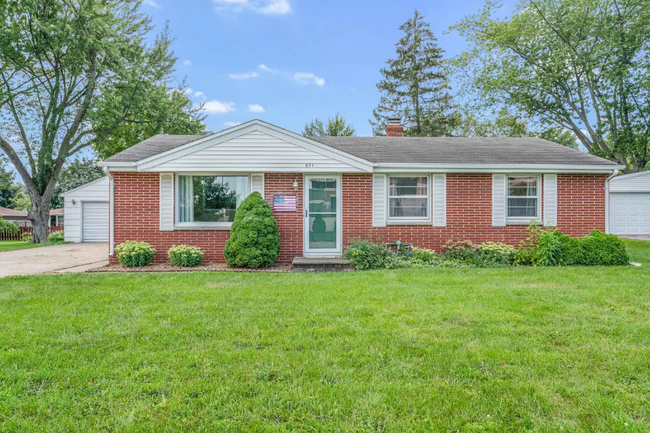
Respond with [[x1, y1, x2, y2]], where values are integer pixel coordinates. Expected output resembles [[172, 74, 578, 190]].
[[174, 173, 251, 229], [506, 174, 542, 225], [386, 174, 432, 224]]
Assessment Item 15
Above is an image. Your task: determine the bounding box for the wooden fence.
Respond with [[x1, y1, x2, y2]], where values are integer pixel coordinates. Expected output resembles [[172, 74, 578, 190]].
[[0, 225, 64, 241]]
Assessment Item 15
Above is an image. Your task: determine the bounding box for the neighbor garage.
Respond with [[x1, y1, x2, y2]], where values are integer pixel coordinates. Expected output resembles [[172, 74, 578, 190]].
[[63, 177, 110, 242], [609, 171, 650, 235]]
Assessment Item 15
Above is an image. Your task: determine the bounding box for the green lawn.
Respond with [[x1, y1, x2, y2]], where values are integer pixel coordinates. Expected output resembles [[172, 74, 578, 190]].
[[0, 241, 58, 252], [1, 240, 649, 431]]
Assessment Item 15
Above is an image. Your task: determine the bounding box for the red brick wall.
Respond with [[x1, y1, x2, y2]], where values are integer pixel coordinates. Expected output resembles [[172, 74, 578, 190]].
[[111, 172, 607, 263], [110, 172, 304, 264], [341, 173, 607, 251]]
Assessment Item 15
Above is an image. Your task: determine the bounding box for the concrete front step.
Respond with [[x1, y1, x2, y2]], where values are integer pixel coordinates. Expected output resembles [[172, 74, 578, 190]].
[[292, 257, 354, 272]]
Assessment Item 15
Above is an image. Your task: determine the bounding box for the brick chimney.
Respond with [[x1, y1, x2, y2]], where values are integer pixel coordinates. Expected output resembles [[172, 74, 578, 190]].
[[386, 117, 404, 137]]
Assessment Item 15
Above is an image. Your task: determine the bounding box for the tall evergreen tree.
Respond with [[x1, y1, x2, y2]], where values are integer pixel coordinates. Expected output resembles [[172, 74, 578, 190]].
[[371, 9, 455, 136]]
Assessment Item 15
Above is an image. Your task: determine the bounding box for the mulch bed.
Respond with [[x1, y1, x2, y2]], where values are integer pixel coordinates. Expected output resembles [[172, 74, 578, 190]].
[[89, 263, 295, 273]]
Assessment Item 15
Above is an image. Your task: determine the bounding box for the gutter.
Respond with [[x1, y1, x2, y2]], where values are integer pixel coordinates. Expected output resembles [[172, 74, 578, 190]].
[[102, 168, 115, 256], [604, 169, 620, 234]]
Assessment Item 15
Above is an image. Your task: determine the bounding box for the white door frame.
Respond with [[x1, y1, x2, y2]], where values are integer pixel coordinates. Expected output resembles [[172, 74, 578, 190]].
[[303, 174, 342, 257]]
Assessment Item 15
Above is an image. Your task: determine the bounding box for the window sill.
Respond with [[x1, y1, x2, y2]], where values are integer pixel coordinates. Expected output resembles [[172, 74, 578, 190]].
[[174, 224, 232, 231], [506, 219, 540, 226], [387, 220, 432, 226]]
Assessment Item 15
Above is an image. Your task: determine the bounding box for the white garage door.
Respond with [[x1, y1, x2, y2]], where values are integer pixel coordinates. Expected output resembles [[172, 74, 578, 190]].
[[610, 193, 650, 235], [82, 202, 109, 242]]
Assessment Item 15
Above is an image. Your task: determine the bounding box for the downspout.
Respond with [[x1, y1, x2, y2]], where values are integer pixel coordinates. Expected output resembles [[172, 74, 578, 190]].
[[604, 169, 619, 234], [103, 168, 115, 256]]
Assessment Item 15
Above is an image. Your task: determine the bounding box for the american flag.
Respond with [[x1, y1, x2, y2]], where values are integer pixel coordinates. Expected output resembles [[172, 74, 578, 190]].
[[273, 195, 297, 212]]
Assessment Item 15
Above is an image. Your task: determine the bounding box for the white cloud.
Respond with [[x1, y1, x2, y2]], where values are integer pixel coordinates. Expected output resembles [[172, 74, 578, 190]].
[[213, 0, 290, 15], [143, 0, 159, 6], [229, 71, 259, 80], [248, 104, 265, 113], [183, 59, 192, 67], [259, 0, 290, 15], [202, 100, 236, 114], [224, 122, 242, 127], [259, 64, 276, 73], [193, 91, 204, 99], [292, 72, 325, 87]]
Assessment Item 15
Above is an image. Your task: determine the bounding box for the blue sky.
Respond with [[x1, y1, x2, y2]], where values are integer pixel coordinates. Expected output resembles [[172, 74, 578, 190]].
[[143, 0, 517, 136]]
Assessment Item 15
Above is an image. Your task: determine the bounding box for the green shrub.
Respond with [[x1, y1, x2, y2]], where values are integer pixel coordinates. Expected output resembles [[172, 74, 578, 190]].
[[48, 230, 65, 243], [412, 247, 440, 265], [442, 238, 477, 261], [577, 231, 629, 266], [534, 229, 628, 266], [384, 255, 430, 269], [343, 238, 392, 270], [0, 217, 19, 235], [472, 242, 515, 267], [223, 192, 280, 268], [168, 245, 204, 267], [21, 232, 33, 242], [115, 241, 156, 267]]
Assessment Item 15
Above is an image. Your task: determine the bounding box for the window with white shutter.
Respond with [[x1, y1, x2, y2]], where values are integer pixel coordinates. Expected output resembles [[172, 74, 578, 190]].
[[372, 174, 387, 227], [432, 174, 446, 227], [543, 174, 558, 226], [159, 173, 174, 231], [492, 174, 507, 227]]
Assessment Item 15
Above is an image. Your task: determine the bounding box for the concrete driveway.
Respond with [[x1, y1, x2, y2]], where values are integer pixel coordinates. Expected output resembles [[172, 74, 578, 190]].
[[0, 243, 108, 278]]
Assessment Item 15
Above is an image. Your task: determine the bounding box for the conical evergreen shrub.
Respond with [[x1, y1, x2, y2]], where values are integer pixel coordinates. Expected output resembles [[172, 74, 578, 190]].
[[224, 192, 281, 268]]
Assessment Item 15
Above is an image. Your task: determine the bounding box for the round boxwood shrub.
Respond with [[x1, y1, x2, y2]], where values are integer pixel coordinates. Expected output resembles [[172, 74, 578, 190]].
[[168, 245, 204, 267], [223, 192, 280, 268], [115, 241, 156, 267]]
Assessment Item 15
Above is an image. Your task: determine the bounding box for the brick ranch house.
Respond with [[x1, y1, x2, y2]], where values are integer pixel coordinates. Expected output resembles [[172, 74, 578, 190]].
[[98, 119, 623, 264]]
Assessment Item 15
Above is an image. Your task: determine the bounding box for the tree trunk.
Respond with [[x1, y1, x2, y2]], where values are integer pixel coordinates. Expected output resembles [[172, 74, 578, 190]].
[[27, 189, 51, 244]]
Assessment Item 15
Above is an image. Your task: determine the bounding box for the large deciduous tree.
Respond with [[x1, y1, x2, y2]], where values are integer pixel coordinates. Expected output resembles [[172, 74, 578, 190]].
[[371, 9, 456, 137], [0, 0, 206, 243], [303, 113, 356, 137], [451, 0, 650, 171]]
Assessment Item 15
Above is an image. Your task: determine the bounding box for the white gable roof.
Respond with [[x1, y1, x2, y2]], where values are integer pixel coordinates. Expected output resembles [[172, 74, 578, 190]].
[[609, 170, 650, 193], [118, 120, 373, 173]]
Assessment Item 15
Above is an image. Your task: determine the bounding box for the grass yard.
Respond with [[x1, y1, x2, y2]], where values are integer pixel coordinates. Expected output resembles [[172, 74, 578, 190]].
[[0, 240, 649, 431], [0, 241, 58, 252]]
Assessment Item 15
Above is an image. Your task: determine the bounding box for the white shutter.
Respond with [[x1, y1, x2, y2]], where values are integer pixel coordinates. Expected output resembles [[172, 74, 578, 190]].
[[492, 174, 507, 227], [432, 174, 447, 227], [159, 173, 174, 231], [543, 174, 558, 226], [251, 173, 265, 197], [372, 174, 387, 227]]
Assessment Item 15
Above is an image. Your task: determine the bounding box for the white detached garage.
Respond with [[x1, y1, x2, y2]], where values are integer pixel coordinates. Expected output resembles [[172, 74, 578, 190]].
[[63, 177, 110, 242], [609, 171, 650, 235]]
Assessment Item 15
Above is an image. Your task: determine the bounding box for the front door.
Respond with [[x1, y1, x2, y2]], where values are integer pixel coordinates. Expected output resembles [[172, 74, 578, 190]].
[[304, 175, 342, 256]]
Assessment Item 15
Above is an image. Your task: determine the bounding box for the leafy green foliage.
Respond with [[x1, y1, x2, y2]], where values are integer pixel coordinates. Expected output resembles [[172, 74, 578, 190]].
[[168, 245, 205, 267], [0, 217, 19, 235], [371, 9, 456, 137], [455, 108, 578, 148], [451, 0, 650, 171], [10, 191, 31, 212], [0, 158, 20, 208], [223, 192, 280, 268], [521, 223, 629, 266], [0, 1, 206, 242], [50, 159, 105, 209], [47, 231, 65, 243], [471, 242, 516, 267], [343, 238, 392, 270], [411, 247, 440, 265], [115, 241, 156, 268], [303, 113, 356, 137], [21, 232, 33, 243]]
